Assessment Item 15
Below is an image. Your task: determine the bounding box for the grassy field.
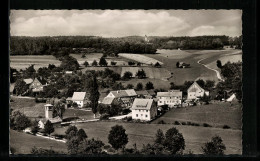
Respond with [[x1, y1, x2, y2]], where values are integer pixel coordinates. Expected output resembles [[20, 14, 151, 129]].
[[10, 130, 67, 154], [156, 49, 192, 59], [63, 109, 94, 120], [119, 78, 171, 90], [119, 53, 163, 65], [10, 97, 45, 118], [152, 101, 242, 130], [10, 55, 61, 70], [54, 121, 241, 154]]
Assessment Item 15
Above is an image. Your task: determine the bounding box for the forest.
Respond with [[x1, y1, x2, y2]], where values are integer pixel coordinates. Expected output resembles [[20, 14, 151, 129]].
[[10, 35, 242, 56]]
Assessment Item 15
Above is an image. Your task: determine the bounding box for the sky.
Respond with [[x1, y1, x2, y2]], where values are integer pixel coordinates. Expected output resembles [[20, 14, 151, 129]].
[[10, 10, 242, 37]]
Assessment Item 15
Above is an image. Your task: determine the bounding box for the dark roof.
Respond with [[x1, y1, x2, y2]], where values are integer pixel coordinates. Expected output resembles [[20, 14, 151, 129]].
[[36, 77, 48, 85]]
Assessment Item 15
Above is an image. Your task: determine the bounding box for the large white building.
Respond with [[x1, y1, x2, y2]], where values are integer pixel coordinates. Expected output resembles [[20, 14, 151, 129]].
[[157, 90, 182, 107], [131, 98, 157, 121], [187, 82, 209, 100], [105, 89, 137, 107]]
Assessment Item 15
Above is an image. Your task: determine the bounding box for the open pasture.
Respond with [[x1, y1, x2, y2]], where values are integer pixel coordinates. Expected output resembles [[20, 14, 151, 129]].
[[121, 67, 171, 79], [54, 121, 241, 154], [152, 101, 242, 130], [10, 55, 61, 70], [10, 97, 45, 118], [10, 130, 67, 154], [119, 53, 163, 65]]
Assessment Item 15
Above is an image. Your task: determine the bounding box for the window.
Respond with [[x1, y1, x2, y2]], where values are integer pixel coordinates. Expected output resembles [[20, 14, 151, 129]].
[[139, 110, 141, 112], [141, 114, 143, 116], [146, 110, 148, 112], [136, 114, 138, 117], [145, 115, 148, 117], [160, 101, 162, 103]]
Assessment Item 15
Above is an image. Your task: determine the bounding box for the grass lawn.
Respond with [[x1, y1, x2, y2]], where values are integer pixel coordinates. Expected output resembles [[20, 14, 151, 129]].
[[10, 130, 67, 154], [54, 121, 241, 154], [152, 101, 242, 130], [63, 109, 94, 120], [10, 97, 45, 118], [10, 55, 61, 70]]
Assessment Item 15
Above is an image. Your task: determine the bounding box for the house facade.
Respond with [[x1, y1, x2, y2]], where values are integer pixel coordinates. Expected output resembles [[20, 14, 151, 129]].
[[131, 98, 157, 121], [29, 77, 48, 93], [157, 90, 182, 107], [71, 92, 88, 108], [187, 82, 209, 100]]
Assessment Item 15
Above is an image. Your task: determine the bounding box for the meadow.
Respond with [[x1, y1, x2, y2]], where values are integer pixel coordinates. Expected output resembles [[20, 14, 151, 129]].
[[53, 121, 242, 154], [10, 130, 67, 154], [152, 101, 242, 130], [119, 53, 163, 65], [10, 55, 61, 70]]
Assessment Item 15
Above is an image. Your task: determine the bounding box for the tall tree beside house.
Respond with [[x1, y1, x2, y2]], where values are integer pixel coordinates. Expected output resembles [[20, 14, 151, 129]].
[[14, 79, 28, 95], [89, 74, 100, 118], [52, 101, 65, 119], [99, 56, 108, 66], [196, 79, 205, 88], [164, 127, 185, 154], [108, 125, 128, 150], [44, 120, 54, 138], [23, 64, 36, 78], [201, 135, 226, 155]]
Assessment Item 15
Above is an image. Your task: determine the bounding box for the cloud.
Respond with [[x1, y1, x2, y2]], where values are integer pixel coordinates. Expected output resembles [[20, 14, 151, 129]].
[[10, 10, 190, 37], [188, 25, 241, 37]]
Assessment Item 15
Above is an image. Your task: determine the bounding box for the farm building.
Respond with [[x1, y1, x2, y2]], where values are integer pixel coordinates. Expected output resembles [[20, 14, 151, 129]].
[[29, 77, 48, 93], [157, 90, 183, 108], [101, 97, 123, 106], [131, 98, 157, 121], [71, 92, 89, 108], [105, 89, 137, 107], [136, 90, 153, 98], [187, 82, 209, 100], [23, 78, 33, 85]]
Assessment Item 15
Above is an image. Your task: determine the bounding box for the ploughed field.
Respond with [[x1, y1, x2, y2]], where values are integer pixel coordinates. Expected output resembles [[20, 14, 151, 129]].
[[53, 121, 242, 154], [10, 55, 61, 70]]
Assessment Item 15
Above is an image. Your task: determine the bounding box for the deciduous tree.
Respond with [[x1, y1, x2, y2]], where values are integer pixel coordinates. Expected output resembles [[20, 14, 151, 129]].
[[108, 125, 128, 150]]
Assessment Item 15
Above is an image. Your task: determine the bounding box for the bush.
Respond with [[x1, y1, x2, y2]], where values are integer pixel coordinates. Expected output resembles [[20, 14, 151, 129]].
[[203, 123, 212, 127], [223, 125, 230, 129], [100, 114, 110, 120], [158, 120, 166, 124], [181, 122, 187, 125], [174, 121, 181, 125]]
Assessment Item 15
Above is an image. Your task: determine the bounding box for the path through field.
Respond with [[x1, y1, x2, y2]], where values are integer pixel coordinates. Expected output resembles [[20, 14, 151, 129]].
[[197, 58, 224, 81]]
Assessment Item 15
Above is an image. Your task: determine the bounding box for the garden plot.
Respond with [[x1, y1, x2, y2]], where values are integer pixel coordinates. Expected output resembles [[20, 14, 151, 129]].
[[119, 53, 163, 65]]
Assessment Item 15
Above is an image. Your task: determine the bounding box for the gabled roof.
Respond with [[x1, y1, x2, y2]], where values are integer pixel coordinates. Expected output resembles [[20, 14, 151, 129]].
[[187, 82, 205, 93], [110, 89, 137, 98], [23, 78, 33, 85], [102, 97, 115, 105], [72, 92, 86, 101], [147, 90, 156, 95], [157, 91, 182, 97], [35, 77, 48, 85], [132, 98, 154, 110], [136, 90, 149, 95]]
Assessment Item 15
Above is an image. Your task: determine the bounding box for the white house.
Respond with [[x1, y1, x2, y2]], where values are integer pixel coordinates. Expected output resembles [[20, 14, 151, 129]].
[[187, 82, 209, 100], [131, 98, 157, 121], [157, 90, 183, 107], [71, 92, 87, 108]]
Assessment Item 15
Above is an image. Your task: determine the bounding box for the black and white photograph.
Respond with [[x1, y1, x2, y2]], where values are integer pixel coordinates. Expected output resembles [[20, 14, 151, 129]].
[[9, 10, 243, 155]]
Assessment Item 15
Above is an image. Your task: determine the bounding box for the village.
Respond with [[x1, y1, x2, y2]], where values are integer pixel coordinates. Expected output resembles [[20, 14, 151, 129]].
[[9, 10, 243, 155]]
